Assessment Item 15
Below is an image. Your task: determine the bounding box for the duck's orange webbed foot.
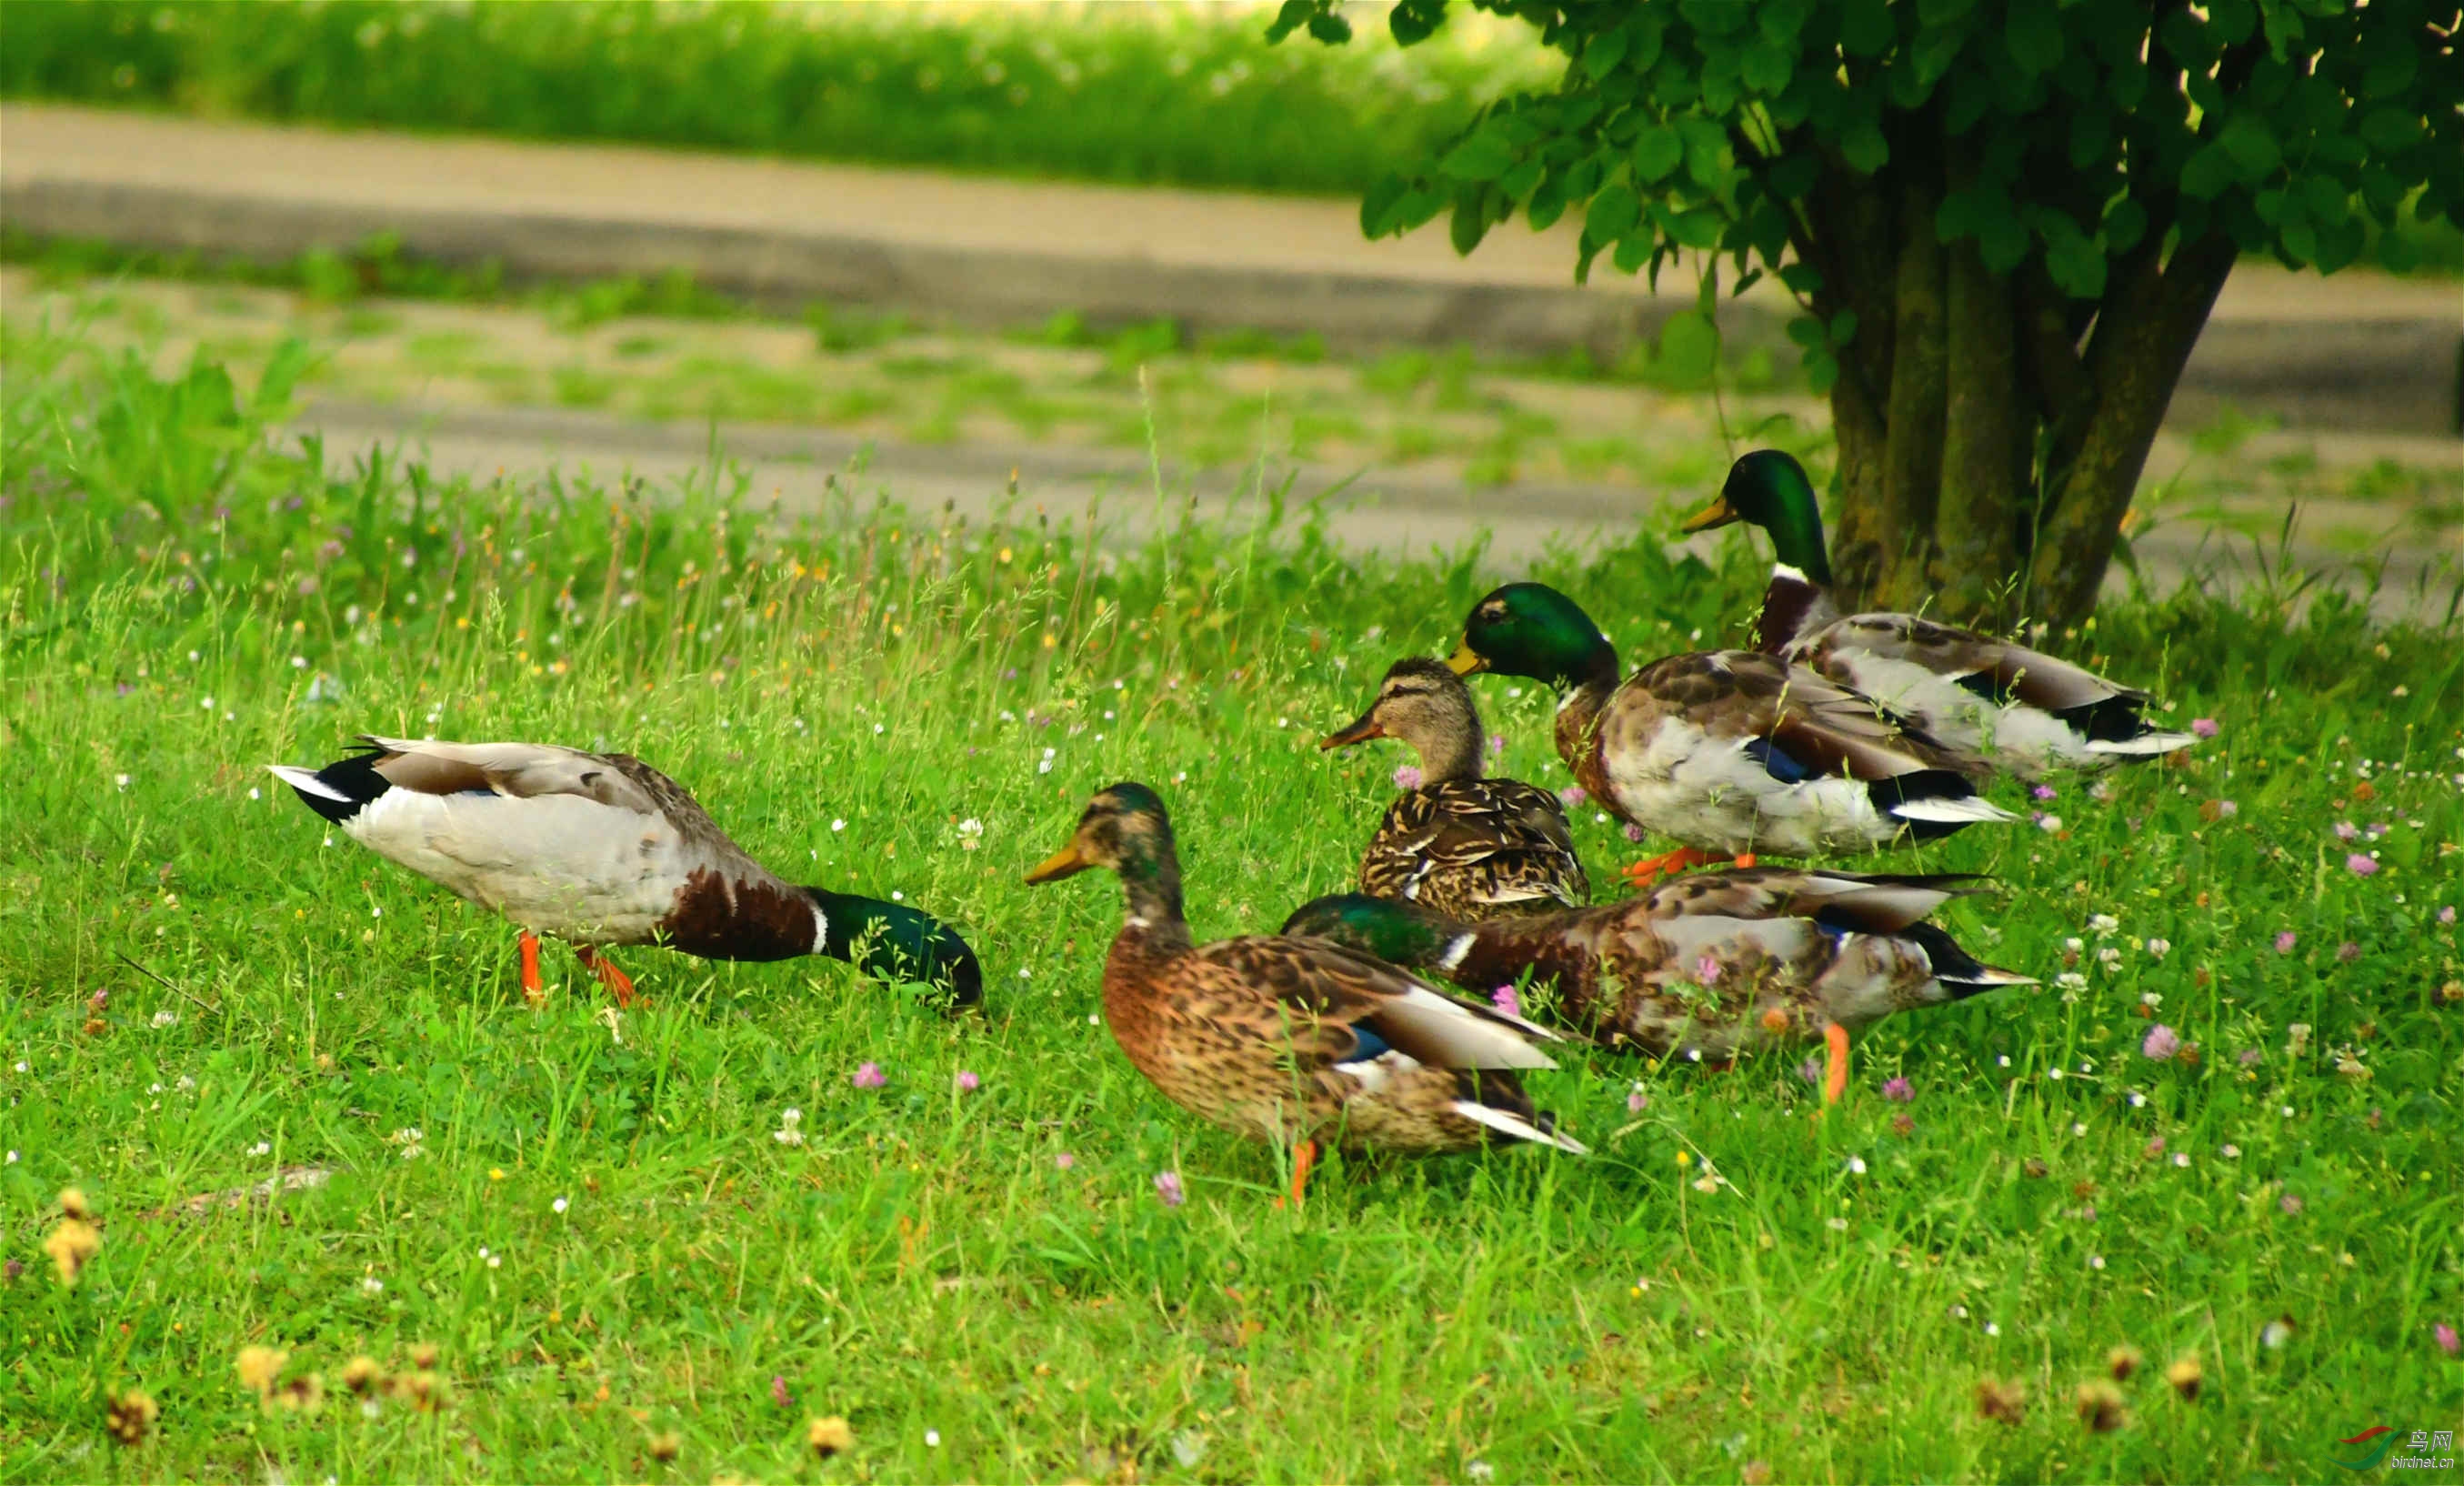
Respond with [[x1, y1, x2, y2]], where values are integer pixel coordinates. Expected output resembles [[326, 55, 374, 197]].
[[518, 932, 545, 1004], [1620, 847, 1719, 885], [1271, 1140, 1319, 1210], [575, 946, 639, 1009], [1821, 1021, 1851, 1108]]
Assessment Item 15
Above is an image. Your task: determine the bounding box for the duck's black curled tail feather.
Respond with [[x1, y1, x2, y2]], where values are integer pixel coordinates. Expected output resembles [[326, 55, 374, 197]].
[[267, 747, 390, 825]]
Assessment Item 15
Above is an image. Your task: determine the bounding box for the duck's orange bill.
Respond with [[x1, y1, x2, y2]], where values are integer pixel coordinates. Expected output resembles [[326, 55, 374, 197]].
[[1679, 495, 1739, 533], [1024, 845, 1090, 885], [1318, 712, 1386, 750], [1444, 644, 1487, 677]]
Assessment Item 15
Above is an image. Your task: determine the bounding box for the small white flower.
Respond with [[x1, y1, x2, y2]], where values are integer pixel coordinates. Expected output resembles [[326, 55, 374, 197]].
[[1087, 1012, 1100, 1025], [2071, 1122, 2087, 1136], [1017, 967, 1032, 979], [2064, 936, 2084, 952], [371, 905, 382, 919], [1985, 1321, 2000, 1336], [248, 787, 261, 800], [2036, 813, 2064, 833], [1467, 1464, 1496, 1483], [4, 1150, 15, 1164], [361, 1276, 384, 1294], [2172, 1152, 2190, 1168], [291, 656, 307, 668], [925, 1430, 942, 1448], [831, 818, 846, 832], [2088, 914, 2119, 935], [552, 1196, 569, 1213], [1997, 1055, 2011, 1068], [2090, 1255, 2106, 1270], [873, 723, 885, 735], [248, 1140, 271, 1156], [2140, 991, 2162, 1008], [2146, 938, 2171, 959], [486, 1252, 502, 1270], [1847, 1156, 1868, 1175], [115, 774, 132, 791], [891, 890, 903, 900], [2129, 1091, 2147, 1107], [152, 1009, 178, 1029], [2220, 1144, 2240, 1160]]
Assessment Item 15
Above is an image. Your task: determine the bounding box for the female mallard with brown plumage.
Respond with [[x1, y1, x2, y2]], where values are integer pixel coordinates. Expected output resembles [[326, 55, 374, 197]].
[[1281, 868, 2034, 1104], [1446, 584, 2013, 885], [269, 736, 981, 1007], [1025, 782, 1585, 1205], [1319, 657, 1588, 919], [1682, 449, 2199, 778]]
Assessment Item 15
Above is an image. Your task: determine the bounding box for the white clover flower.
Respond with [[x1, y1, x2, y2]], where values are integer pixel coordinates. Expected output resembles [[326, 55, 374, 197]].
[[552, 1196, 569, 1214], [361, 1276, 384, 1294], [152, 1009, 178, 1029], [2088, 913, 2119, 935]]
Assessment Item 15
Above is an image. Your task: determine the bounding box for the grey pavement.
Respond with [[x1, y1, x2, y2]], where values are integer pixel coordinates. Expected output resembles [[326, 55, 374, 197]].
[[6, 103, 2459, 436], [290, 398, 2461, 625]]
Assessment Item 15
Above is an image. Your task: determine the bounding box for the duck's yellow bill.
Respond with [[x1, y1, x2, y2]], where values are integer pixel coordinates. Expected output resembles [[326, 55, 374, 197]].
[[1445, 644, 1487, 677], [1024, 845, 1090, 885], [1679, 495, 1739, 533]]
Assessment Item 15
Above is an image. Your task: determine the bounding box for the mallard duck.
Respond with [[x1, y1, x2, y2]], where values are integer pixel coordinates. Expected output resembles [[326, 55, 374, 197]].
[[1281, 868, 2034, 1104], [1683, 450, 2199, 778], [1447, 584, 2014, 884], [268, 736, 981, 1007], [1025, 782, 1585, 1205], [1319, 657, 1588, 918]]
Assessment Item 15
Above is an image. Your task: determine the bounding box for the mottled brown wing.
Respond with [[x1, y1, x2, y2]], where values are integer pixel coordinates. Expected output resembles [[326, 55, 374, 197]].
[[1193, 935, 1559, 1071], [1639, 866, 1989, 931], [1819, 614, 2142, 712], [1628, 651, 1943, 781], [360, 736, 666, 814], [1397, 781, 1580, 869]]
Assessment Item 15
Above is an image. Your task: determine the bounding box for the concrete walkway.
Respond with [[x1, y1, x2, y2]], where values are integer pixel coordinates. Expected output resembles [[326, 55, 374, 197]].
[[289, 397, 2459, 625], [5, 103, 2459, 435]]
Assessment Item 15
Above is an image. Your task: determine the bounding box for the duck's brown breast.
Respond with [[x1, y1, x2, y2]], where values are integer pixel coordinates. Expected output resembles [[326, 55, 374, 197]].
[[657, 868, 819, 961]]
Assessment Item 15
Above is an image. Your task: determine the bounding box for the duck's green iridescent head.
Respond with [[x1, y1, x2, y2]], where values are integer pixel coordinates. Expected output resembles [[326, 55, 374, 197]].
[[811, 891, 983, 1008], [1447, 583, 1618, 690], [1278, 893, 1462, 969], [1683, 449, 1832, 586]]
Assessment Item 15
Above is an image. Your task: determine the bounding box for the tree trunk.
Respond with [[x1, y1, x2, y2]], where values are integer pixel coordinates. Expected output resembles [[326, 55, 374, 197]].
[[1929, 240, 2029, 626], [1872, 178, 1946, 612], [2025, 232, 2239, 624]]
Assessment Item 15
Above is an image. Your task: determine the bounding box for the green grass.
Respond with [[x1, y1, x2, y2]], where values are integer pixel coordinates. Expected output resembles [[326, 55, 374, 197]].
[[0, 0, 1552, 199], [4, 317, 2462, 1481]]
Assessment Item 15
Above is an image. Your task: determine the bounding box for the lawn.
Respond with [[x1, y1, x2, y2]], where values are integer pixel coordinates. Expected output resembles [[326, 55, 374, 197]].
[[2, 316, 2459, 1481]]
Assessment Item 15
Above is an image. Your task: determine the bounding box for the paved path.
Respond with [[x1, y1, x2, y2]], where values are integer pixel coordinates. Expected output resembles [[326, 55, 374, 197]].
[[6, 103, 2459, 433], [291, 398, 2460, 625]]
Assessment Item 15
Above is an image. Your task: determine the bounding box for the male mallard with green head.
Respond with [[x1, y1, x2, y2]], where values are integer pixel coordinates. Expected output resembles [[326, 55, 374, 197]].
[[269, 737, 981, 1007], [1319, 657, 1588, 919], [1282, 868, 2034, 1104], [1026, 782, 1585, 1205], [1684, 449, 2199, 778], [1447, 584, 2013, 883]]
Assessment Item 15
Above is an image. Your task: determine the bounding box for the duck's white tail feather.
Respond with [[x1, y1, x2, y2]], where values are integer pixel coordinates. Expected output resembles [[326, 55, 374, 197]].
[[1449, 1099, 1589, 1154], [1938, 965, 2040, 988], [1889, 796, 2019, 825], [266, 763, 352, 804], [2086, 732, 2199, 756]]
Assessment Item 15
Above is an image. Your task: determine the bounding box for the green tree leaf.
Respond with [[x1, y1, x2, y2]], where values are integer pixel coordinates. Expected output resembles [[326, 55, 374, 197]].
[[1440, 126, 1517, 183], [1631, 127, 1686, 184], [2217, 112, 2281, 182], [1586, 183, 1642, 244], [2357, 107, 2424, 154]]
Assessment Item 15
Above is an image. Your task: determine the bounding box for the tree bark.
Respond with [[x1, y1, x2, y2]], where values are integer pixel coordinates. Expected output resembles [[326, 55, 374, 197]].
[[1930, 239, 2028, 626], [1873, 177, 1947, 612], [2025, 230, 2239, 624], [1810, 156, 1901, 606]]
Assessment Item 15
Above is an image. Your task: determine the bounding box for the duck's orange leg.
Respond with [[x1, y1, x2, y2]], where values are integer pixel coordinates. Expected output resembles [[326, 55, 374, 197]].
[[1620, 847, 1719, 885], [574, 946, 639, 1009], [1821, 1021, 1851, 1107], [1272, 1140, 1319, 1210], [518, 933, 544, 999]]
